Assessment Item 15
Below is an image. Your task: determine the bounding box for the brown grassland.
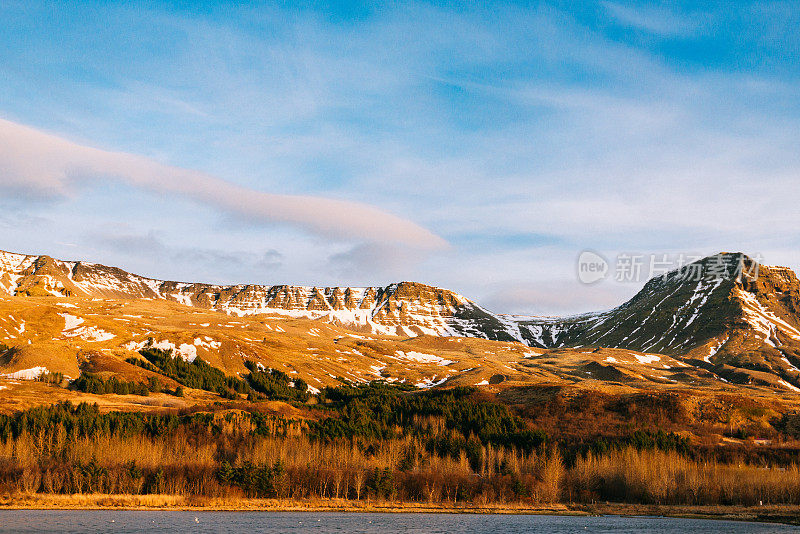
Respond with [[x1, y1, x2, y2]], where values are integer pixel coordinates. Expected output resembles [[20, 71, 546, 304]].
[[0, 393, 799, 524], [1, 296, 800, 524]]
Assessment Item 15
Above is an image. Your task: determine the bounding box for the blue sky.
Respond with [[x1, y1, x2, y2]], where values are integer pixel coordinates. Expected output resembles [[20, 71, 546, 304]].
[[0, 1, 798, 314]]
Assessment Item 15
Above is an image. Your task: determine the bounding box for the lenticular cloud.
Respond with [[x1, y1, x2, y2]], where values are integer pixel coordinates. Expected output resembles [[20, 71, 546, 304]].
[[0, 118, 446, 249]]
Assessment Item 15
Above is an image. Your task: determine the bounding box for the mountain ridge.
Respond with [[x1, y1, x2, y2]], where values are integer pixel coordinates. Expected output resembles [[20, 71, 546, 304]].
[[4, 248, 800, 395], [4, 248, 800, 382], [0, 249, 512, 338]]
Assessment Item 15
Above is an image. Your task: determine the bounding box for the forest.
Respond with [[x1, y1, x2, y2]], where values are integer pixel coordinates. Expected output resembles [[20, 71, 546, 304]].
[[2, 379, 800, 507]]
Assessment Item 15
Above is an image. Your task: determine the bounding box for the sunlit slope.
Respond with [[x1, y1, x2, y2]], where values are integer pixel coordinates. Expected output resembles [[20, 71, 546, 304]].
[[2, 293, 800, 413], [2, 249, 800, 401]]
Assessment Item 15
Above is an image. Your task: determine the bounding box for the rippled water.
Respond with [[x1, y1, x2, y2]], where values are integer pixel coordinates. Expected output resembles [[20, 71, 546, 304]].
[[0, 511, 796, 533]]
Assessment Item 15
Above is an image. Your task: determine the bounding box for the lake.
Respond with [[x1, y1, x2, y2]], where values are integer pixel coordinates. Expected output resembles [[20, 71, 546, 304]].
[[0, 511, 796, 533]]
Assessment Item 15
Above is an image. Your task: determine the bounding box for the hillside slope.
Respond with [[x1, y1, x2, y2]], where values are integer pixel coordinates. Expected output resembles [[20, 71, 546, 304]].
[[515, 253, 800, 389], [3, 249, 800, 393]]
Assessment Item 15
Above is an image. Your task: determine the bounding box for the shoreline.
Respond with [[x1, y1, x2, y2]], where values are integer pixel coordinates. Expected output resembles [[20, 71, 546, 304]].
[[0, 495, 798, 525]]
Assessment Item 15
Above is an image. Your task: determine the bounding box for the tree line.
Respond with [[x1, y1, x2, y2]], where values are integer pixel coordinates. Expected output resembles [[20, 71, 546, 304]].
[[2, 383, 794, 506], [122, 348, 309, 401]]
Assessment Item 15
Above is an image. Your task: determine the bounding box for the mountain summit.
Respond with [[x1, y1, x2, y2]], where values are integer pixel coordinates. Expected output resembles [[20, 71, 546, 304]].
[[2, 249, 800, 388], [515, 252, 800, 388], [2, 248, 800, 391], [0, 249, 513, 338]]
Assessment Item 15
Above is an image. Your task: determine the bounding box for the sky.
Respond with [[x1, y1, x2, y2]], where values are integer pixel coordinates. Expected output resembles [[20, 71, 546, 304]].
[[0, 1, 798, 315]]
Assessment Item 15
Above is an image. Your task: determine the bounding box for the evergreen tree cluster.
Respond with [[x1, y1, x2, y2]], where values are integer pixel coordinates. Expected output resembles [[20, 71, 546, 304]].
[[0, 402, 180, 441], [311, 383, 548, 455], [243, 360, 310, 402], [131, 348, 249, 398], [72, 372, 151, 396], [126, 350, 312, 402], [0, 401, 291, 442], [217, 460, 288, 498], [35, 370, 64, 385]]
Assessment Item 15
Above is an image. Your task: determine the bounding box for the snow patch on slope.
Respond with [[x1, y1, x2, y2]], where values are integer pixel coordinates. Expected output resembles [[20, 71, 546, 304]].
[[58, 313, 115, 342], [396, 351, 454, 366], [194, 337, 222, 350], [415, 376, 449, 388], [123, 339, 198, 361], [59, 313, 84, 331], [703, 336, 729, 364], [1, 366, 48, 380], [633, 354, 661, 365], [736, 287, 800, 346]]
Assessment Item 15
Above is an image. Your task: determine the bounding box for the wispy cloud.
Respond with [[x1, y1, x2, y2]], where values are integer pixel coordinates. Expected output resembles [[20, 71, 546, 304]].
[[601, 1, 706, 37], [0, 118, 446, 249]]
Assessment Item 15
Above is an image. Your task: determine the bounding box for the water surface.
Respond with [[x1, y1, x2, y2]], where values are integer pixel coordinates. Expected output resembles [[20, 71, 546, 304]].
[[0, 511, 796, 533]]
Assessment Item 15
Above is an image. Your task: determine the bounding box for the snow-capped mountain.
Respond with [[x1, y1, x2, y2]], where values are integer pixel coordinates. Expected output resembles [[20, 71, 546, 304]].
[[515, 253, 749, 352], [3, 249, 800, 367], [3, 248, 800, 390], [0, 249, 516, 338], [514, 253, 800, 388], [515, 254, 798, 348]]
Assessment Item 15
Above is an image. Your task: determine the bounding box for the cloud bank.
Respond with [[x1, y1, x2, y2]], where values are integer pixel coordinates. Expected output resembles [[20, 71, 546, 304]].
[[0, 118, 446, 250]]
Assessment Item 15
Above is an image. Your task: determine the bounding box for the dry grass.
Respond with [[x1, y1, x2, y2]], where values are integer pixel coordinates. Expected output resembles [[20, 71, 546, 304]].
[[6, 419, 798, 508], [0, 417, 567, 505], [7, 295, 800, 410], [570, 447, 800, 506]]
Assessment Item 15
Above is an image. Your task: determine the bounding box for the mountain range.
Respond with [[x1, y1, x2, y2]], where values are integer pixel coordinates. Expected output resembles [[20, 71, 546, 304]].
[[2, 248, 800, 398]]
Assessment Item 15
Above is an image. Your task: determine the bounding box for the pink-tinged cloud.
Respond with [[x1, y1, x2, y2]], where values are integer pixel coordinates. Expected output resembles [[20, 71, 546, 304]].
[[0, 118, 447, 249]]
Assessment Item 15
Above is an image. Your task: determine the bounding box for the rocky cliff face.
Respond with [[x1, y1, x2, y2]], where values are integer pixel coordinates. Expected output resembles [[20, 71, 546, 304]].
[[4, 249, 800, 380], [516, 253, 747, 352], [0, 250, 519, 338], [513, 253, 800, 388]]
